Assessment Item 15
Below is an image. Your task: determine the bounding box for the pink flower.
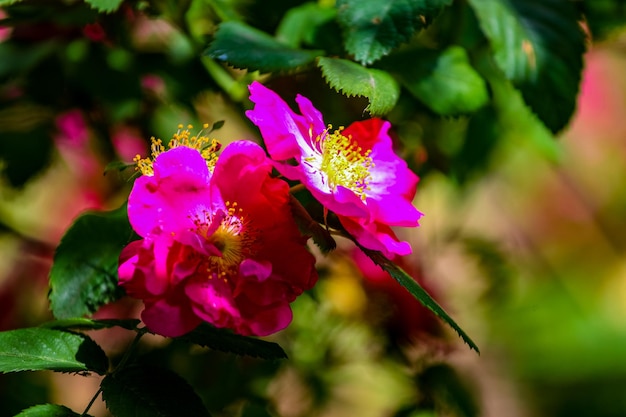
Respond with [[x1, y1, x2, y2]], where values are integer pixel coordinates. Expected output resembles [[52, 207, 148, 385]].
[[118, 130, 317, 337], [246, 81, 422, 257]]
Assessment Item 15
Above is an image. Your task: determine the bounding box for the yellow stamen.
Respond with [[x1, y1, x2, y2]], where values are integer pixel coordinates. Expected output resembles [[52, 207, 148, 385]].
[[134, 124, 222, 176], [306, 125, 373, 200]]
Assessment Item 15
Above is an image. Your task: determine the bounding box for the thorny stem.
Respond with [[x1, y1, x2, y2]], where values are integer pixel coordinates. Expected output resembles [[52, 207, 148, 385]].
[[81, 327, 147, 416]]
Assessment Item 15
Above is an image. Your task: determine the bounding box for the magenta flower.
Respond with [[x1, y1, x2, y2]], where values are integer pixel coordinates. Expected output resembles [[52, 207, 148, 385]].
[[246, 82, 422, 257], [118, 130, 317, 337]]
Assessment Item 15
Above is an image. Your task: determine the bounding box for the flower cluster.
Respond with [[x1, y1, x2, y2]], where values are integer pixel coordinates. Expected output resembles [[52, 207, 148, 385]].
[[119, 127, 317, 337], [119, 83, 422, 338]]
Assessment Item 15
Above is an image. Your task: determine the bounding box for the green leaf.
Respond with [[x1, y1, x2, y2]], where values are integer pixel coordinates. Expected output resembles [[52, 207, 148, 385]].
[[101, 365, 212, 417], [276, 2, 337, 48], [205, 21, 324, 73], [41, 318, 141, 332], [49, 204, 135, 319], [318, 57, 399, 115], [177, 323, 287, 360], [381, 46, 489, 115], [0, 328, 108, 375], [15, 404, 88, 417], [0, 0, 23, 5], [466, 0, 586, 133], [83, 0, 124, 13], [337, 0, 453, 64], [359, 247, 479, 353], [103, 161, 135, 175]]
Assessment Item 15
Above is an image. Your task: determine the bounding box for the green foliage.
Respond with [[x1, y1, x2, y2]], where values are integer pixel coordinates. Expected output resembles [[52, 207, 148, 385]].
[[336, 0, 453, 64], [381, 46, 489, 115], [41, 318, 141, 331], [0, 328, 108, 375], [177, 323, 288, 360], [14, 404, 87, 417], [467, 0, 586, 133], [206, 21, 324, 73], [101, 365, 212, 417], [83, 0, 124, 13], [49, 204, 135, 319], [276, 2, 337, 48], [318, 57, 400, 115], [360, 247, 480, 353]]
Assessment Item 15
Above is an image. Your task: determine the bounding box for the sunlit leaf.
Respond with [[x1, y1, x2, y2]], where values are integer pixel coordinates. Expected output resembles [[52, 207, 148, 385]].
[[15, 404, 88, 417], [101, 365, 212, 417], [0, 328, 108, 375], [206, 21, 323, 73], [380, 46, 489, 115], [49, 204, 135, 319], [318, 57, 399, 115], [359, 247, 479, 352], [83, 0, 123, 13], [467, 0, 586, 132], [177, 323, 287, 360], [337, 0, 453, 64]]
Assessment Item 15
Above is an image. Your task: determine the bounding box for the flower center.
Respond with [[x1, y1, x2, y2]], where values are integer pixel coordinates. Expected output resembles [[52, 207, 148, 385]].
[[194, 202, 254, 282], [308, 126, 373, 200], [135, 124, 221, 176]]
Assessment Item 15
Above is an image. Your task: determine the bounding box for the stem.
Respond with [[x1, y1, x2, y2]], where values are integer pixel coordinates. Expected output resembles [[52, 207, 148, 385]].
[[289, 183, 306, 194], [115, 328, 147, 371], [82, 387, 103, 416]]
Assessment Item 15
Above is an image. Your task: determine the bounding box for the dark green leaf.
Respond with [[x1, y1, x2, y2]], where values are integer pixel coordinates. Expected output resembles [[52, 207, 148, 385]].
[[15, 404, 88, 417], [337, 0, 453, 64], [103, 161, 135, 175], [41, 318, 141, 332], [276, 2, 337, 48], [208, 120, 225, 134], [205, 21, 324, 73], [467, 0, 586, 133], [318, 57, 399, 115], [83, 0, 123, 13], [359, 247, 479, 353], [0, 328, 108, 375], [101, 365, 212, 417], [177, 323, 287, 360], [381, 46, 489, 115], [49, 204, 135, 319]]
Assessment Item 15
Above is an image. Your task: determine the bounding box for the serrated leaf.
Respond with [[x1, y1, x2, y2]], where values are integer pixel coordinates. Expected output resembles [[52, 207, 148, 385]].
[[83, 0, 124, 13], [49, 204, 135, 319], [101, 365, 212, 417], [337, 0, 453, 64], [318, 57, 399, 115], [381, 46, 489, 115], [41, 318, 141, 331], [206, 21, 323, 73], [177, 323, 287, 360], [0, 328, 108, 374], [15, 404, 88, 417], [467, 0, 586, 133], [359, 247, 479, 353]]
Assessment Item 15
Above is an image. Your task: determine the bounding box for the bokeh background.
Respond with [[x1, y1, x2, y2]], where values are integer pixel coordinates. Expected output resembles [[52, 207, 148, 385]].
[[1, 1, 626, 416]]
